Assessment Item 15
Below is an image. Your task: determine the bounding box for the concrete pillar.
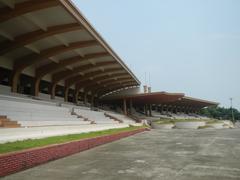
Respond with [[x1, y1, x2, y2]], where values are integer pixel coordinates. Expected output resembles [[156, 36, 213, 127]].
[[160, 105, 164, 114], [123, 98, 127, 115], [180, 107, 185, 114], [188, 107, 192, 114], [34, 78, 40, 97], [74, 90, 79, 104], [95, 97, 99, 108], [129, 99, 133, 114], [166, 106, 169, 114], [174, 106, 177, 114], [11, 70, 20, 93], [91, 94, 95, 108], [149, 104, 152, 117], [84, 93, 88, 104], [144, 105, 148, 116], [50, 83, 56, 99], [64, 86, 69, 102]]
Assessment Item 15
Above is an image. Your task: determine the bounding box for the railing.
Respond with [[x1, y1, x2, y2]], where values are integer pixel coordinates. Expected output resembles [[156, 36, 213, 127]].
[[104, 112, 123, 123], [127, 114, 143, 123]]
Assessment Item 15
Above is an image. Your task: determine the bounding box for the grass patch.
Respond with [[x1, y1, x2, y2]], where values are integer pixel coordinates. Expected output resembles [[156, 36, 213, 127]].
[[155, 119, 205, 124], [0, 126, 146, 154], [155, 120, 173, 124], [206, 120, 224, 124], [154, 119, 221, 124]]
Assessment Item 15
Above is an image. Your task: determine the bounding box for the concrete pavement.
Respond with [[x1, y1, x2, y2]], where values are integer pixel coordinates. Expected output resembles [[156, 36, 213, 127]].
[[2, 129, 240, 180]]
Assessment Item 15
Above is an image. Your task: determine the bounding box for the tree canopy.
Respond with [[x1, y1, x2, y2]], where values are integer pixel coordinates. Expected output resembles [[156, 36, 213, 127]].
[[200, 106, 240, 121]]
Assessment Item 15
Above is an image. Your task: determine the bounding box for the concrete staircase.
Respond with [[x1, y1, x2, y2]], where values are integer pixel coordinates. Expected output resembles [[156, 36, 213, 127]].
[[0, 115, 21, 128], [104, 112, 123, 123]]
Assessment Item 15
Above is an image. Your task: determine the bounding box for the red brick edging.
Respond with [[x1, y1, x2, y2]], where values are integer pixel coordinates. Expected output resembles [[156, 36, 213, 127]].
[[0, 128, 149, 177]]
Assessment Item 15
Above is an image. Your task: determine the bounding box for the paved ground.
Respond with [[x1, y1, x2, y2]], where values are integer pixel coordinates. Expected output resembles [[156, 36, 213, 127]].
[[3, 129, 240, 180]]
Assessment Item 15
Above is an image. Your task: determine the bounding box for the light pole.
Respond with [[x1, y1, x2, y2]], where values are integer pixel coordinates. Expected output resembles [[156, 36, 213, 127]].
[[230, 98, 235, 123]]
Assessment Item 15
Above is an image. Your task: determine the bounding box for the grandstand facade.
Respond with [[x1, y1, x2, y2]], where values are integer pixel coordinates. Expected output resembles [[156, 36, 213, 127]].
[[0, 0, 218, 131], [0, 0, 140, 105]]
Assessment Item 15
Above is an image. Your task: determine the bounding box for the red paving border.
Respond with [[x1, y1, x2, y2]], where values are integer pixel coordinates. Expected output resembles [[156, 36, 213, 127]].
[[0, 128, 149, 177]]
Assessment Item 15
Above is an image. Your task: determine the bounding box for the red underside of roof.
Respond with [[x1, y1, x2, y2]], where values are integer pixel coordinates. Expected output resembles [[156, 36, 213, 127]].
[[126, 93, 184, 104], [102, 92, 218, 108]]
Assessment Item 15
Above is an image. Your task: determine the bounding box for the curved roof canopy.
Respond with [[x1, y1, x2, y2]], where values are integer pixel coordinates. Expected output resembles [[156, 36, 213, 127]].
[[102, 92, 185, 105], [0, 0, 140, 96], [102, 92, 218, 109], [165, 96, 219, 109]]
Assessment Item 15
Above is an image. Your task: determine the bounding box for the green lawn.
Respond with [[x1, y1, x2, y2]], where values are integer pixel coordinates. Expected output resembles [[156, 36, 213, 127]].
[[155, 118, 221, 124], [0, 126, 146, 154]]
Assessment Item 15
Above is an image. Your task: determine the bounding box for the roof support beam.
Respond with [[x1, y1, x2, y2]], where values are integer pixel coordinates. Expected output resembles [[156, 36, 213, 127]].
[[34, 52, 108, 96], [64, 67, 123, 88], [11, 40, 98, 93], [65, 72, 127, 91], [97, 85, 134, 98], [50, 62, 116, 99], [96, 83, 134, 97], [73, 82, 133, 104], [0, 0, 59, 23], [64, 73, 128, 102], [52, 61, 116, 85], [0, 23, 82, 55], [36, 52, 109, 78], [76, 78, 133, 94], [81, 79, 134, 96]]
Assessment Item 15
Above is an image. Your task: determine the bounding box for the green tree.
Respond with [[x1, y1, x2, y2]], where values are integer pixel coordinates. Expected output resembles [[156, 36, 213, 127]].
[[200, 106, 240, 121]]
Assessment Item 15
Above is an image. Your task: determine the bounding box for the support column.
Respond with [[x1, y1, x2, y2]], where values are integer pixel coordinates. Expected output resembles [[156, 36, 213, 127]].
[[74, 90, 79, 104], [188, 107, 192, 114], [84, 93, 88, 105], [34, 78, 40, 97], [91, 94, 95, 108], [123, 98, 127, 115], [180, 106, 185, 114], [11, 70, 20, 93], [64, 86, 69, 102], [50, 84, 56, 99], [166, 106, 169, 114], [129, 98, 133, 114], [144, 105, 148, 116], [143, 105, 146, 115], [95, 97, 99, 108], [160, 105, 164, 114], [175, 106, 178, 114], [149, 104, 152, 117]]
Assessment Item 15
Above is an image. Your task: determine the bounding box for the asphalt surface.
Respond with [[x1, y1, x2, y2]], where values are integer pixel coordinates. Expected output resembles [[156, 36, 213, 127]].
[[3, 129, 240, 180]]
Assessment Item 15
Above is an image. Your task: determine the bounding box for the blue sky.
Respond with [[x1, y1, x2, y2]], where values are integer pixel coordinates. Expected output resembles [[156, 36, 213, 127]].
[[73, 0, 240, 110]]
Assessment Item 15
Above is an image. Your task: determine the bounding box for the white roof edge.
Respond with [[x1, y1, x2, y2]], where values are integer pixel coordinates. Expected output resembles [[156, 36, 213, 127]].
[[59, 0, 141, 85]]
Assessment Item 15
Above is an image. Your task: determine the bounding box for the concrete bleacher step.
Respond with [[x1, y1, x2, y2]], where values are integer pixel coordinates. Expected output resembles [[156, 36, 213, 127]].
[[104, 112, 123, 123], [0, 116, 21, 128]]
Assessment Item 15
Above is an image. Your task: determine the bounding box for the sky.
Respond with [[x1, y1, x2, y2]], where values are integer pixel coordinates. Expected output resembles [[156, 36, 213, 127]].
[[73, 0, 240, 110]]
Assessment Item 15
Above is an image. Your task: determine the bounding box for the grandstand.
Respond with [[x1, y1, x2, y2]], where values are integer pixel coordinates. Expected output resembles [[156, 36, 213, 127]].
[[0, 0, 218, 142]]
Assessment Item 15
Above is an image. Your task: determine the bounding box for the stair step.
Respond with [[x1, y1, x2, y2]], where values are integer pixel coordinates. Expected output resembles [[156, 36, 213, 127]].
[[3, 121, 18, 125], [2, 124, 21, 128], [0, 116, 21, 128], [0, 118, 10, 122]]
